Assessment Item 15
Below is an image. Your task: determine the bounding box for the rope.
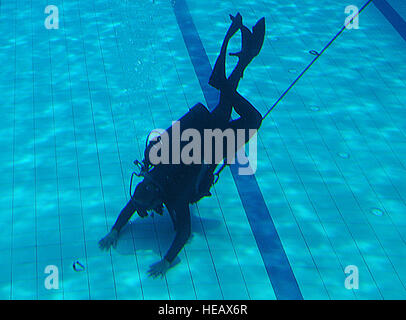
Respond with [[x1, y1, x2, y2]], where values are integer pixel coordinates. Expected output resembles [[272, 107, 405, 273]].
[[262, 0, 373, 120]]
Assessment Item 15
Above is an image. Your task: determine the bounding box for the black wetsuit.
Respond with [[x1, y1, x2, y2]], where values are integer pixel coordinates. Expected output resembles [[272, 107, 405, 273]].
[[111, 98, 262, 264]]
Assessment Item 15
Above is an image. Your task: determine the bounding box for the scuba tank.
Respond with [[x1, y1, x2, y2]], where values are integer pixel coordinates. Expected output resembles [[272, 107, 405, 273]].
[[144, 103, 212, 167], [131, 103, 218, 204]]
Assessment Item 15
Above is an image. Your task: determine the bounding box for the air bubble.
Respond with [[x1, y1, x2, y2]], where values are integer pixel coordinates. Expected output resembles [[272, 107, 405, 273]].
[[371, 208, 384, 216], [310, 106, 320, 112], [337, 152, 350, 159]]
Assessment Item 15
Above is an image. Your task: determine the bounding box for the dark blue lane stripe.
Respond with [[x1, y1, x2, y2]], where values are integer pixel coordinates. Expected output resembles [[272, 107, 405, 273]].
[[171, 0, 219, 109], [229, 166, 303, 300], [172, 0, 303, 300], [373, 0, 406, 41]]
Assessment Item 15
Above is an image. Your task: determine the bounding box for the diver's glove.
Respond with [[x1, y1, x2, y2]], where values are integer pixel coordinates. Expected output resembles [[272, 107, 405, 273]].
[[148, 258, 171, 279], [98, 229, 119, 251]]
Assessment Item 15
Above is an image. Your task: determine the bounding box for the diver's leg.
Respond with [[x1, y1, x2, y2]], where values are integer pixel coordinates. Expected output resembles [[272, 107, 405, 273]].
[[210, 58, 248, 123], [213, 85, 262, 167], [206, 82, 261, 174], [209, 14, 247, 123], [222, 83, 262, 130], [210, 17, 265, 122], [205, 16, 265, 169], [214, 17, 265, 129], [208, 36, 260, 167], [211, 48, 261, 127]]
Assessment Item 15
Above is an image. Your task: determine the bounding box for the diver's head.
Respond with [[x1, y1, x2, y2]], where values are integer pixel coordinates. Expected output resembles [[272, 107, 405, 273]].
[[131, 179, 163, 217]]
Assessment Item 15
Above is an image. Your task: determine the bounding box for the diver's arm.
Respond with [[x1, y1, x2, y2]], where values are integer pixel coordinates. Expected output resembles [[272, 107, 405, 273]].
[[111, 198, 138, 233], [167, 207, 177, 230], [164, 201, 191, 263], [99, 198, 137, 251]]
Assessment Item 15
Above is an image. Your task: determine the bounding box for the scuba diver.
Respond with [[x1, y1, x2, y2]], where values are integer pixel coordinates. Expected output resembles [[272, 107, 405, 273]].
[[99, 13, 265, 278]]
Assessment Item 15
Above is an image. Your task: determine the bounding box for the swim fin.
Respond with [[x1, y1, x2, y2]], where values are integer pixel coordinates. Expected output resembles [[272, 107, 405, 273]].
[[208, 16, 265, 90], [208, 13, 243, 90], [228, 13, 243, 38], [229, 17, 266, 68]]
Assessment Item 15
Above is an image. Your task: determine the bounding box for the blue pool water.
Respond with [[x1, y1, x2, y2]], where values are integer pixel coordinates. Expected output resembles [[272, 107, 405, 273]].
[[1, 0, 406, 300]]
